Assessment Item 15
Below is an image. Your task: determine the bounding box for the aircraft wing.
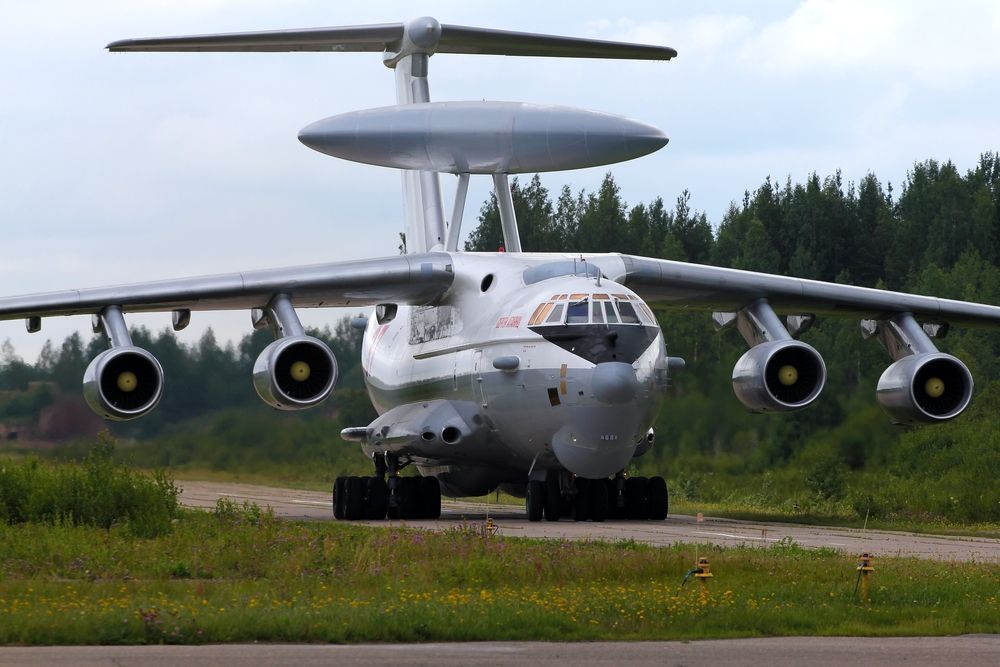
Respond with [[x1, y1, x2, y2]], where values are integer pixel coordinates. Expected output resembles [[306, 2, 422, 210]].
[[0, 253, 454, 323], [596, 254, 1000, 327]]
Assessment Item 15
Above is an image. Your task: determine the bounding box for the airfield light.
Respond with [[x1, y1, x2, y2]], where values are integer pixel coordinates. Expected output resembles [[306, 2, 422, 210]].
[[854, 553, 875, 602]]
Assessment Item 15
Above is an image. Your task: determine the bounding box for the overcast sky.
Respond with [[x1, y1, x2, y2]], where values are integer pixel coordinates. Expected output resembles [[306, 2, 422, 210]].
[[1, 0, 998, 362]]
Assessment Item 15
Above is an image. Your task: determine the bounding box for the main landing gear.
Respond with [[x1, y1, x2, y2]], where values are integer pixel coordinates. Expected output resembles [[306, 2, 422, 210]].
[[333, 452, 441, 521], [526, 470, 668, 522]]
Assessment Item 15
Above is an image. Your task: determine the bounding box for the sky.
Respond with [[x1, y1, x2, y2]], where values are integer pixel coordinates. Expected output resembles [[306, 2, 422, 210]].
[[1, 0, 998, 362]]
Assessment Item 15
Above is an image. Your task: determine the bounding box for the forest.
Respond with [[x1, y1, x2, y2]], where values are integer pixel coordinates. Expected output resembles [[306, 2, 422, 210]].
[[1, 153, 998, 523]]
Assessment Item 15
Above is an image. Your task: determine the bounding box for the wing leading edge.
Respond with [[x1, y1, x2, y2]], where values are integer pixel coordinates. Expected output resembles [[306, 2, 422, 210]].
[[0, 253, 454, 322], [603, 254, 1000, 327]]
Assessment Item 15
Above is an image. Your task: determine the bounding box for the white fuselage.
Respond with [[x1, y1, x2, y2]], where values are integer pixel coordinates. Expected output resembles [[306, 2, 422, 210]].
[[360, 252, 668, 495]]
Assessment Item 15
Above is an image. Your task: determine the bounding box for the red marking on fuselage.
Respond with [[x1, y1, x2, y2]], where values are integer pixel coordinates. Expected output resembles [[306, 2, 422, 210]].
[[364, 323, 390, 374]]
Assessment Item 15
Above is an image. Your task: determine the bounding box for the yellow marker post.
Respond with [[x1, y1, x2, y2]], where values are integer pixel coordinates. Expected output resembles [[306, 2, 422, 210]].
[[694, 556, 713, 603], [855, 552, 875, 602]]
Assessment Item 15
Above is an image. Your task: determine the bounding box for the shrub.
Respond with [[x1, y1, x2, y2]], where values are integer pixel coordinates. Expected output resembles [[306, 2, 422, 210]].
[[0, 436, 178, 536]]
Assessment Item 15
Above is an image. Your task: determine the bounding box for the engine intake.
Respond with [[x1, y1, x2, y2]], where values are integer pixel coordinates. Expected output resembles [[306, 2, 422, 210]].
[[876, 353, 973, 424], [732, 340, 826, 412], [83, 346, 164, 421], [253, 335, 338, 410]]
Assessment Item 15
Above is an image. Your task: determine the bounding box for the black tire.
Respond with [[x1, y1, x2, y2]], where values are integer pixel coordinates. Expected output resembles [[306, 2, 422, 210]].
[[648, 476, 668, 521], [399, 477, 421, 520], [590, 478, 609, 522], [419, 476, 441, 519], [345, 476, 365, 520], [526, 480, 544, 522], [387, 479, 401, 520], [573, 478, 591, 521], [607, 479, 626, 520], [544, 473, 562, 522], [625, 476, 650, 520], [332, 476, 346, 520], [366, 477, 388, 520]]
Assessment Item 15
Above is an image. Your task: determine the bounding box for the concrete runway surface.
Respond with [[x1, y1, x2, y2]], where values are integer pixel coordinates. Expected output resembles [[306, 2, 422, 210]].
[[179, 480, 1000, 562], [1, 636, 998, 666]]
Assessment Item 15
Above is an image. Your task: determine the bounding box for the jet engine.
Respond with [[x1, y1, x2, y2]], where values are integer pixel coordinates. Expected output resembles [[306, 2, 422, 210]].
[[83, 346, 164, 421], [253, 335, 338, 410], [876, 353, 973, 424], [732, 340, 826, 412]]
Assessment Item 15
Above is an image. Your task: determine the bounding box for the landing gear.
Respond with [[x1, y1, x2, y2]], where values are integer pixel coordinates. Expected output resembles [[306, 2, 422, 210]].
[[526, 480, 545, 522], [523, 470, 669, 522], [332, 452, 441, 521]]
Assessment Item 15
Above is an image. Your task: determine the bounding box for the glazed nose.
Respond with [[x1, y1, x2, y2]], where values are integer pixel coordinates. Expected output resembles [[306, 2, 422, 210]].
[[592, 362, 638, 404]]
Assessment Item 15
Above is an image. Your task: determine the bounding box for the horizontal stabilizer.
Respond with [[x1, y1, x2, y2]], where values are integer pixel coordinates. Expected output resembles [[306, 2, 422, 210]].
[[436, 24, 675, 60], [107, 19, 676, 60], [107, 23, 404, 53]]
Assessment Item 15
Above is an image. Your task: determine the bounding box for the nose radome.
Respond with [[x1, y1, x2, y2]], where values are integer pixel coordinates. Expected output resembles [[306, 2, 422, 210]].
[[592, 362, 638, 404]]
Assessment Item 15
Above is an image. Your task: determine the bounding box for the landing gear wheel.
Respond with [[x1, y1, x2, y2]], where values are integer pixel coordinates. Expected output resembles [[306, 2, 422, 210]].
[[345, 476, 365, 520], [398, 477, 421, 520], [419, 476, 441, 519], [573, 478, 591, 521], [590, 478, 609, 522], [526, 480, 544, 522], [607, 479, 626, 520], [544, 473, 562, 522], [625, 476, 650, 520], [366, 477, 388, 520], [332, 476, 346, 520], [648, 476, 668, 520]]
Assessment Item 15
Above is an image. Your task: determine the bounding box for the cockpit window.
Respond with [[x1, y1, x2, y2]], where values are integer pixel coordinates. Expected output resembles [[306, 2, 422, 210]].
[[604, 301, 619, 324], [566, 300, 589, 324], [616, 301, 641, 324], [529, 292, 653, 327], [591, 300, 605, 324]]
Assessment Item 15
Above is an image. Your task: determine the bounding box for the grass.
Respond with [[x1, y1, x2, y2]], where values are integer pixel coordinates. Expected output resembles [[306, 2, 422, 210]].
[[0, 501, 996, 645], [170, 466, 1000, 538]]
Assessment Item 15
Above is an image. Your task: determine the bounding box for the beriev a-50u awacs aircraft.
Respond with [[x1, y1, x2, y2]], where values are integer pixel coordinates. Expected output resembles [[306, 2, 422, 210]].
[[2, 17, 999, 522]]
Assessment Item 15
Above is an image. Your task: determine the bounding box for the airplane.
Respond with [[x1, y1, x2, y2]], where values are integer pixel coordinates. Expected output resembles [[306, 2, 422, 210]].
[[2, 17, 998, 524]]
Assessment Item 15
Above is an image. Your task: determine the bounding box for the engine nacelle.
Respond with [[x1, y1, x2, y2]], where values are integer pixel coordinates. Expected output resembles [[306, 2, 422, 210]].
[[253, 335, 338, 410], [732, 340, 826, 412], [876, 353, 973, 424], [83, 346, 164, 421]]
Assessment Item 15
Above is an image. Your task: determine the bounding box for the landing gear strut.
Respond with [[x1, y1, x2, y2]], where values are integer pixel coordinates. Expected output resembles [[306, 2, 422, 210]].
[[332, 452, 441, 521]]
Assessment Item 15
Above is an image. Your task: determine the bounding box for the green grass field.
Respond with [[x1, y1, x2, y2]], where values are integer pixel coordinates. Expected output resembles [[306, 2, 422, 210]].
[[1, 501, 997, 645]]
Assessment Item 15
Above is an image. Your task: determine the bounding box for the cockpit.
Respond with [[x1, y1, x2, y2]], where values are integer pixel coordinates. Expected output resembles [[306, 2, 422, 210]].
[[527, 292, 658, 327]]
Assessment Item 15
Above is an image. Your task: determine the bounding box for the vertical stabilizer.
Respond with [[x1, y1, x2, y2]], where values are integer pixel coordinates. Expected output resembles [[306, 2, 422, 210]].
[[391, 44, 446, 254]]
